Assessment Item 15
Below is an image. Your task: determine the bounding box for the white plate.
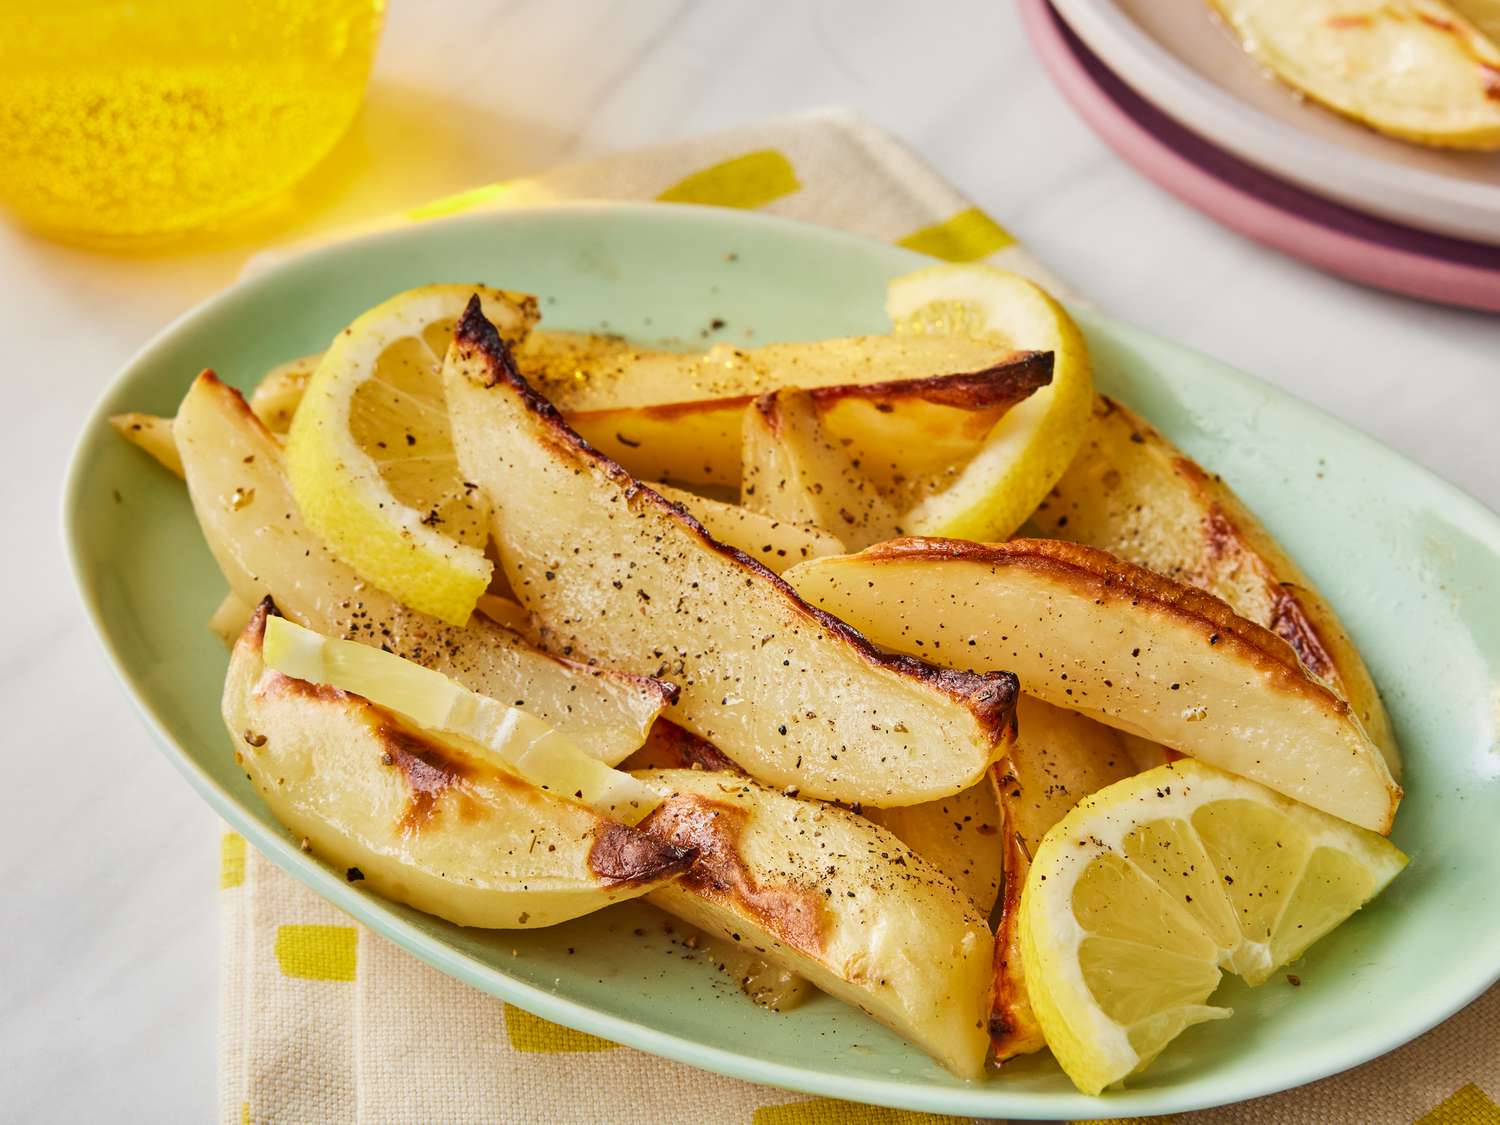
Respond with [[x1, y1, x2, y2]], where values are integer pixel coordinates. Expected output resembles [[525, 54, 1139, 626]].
[[1050, 0, 1500, 247]]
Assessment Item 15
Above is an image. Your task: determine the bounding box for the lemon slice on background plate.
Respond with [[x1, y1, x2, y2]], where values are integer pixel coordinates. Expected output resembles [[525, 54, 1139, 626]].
[[886, 264, 1094, 541], [285, 285, 538, 626], [1019, 759, 1405, 1096]]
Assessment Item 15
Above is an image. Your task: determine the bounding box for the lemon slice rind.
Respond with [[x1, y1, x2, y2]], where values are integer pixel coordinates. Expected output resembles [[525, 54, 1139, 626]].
[[1020, 759, 1406, 1095], [886, 264, 1094, 541], [285, 285, 536, 626]]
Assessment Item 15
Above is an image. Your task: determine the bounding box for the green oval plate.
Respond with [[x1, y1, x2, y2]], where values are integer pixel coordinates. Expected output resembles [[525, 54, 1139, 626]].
[[64, 203, 1500, 1119]]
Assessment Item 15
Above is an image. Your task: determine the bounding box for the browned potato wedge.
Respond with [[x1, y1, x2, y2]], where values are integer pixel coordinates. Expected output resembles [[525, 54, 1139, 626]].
[[787, 538, 1400, 833], [864, 773, 1003, 916], [741, 389, 901, 550], [110, 413, 182, 476], [650, 480, 845, 572], [443, 301, 1019, 807], [622, 726, 1002, 913], [572, 353, 1052, 492], [223, 603, 691, 928], [248, 354, 319, 433], [174, 372, 674, 764], [634, 768, 995, 1077], [1034, 395, 1399, 775], [990, 696, 1136, 1062], [530, 332, 1029, 413]]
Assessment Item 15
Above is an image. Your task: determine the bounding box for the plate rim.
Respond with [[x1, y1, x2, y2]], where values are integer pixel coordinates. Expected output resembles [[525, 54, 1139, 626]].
[[62, 200, 1500, 1118], [1048, 0, 1500, 247], [1019, 0, 1500, 312]]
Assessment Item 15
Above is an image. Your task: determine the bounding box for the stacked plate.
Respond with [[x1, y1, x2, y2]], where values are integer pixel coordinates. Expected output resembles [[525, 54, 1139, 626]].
[[1022, 0, 1500, 312]]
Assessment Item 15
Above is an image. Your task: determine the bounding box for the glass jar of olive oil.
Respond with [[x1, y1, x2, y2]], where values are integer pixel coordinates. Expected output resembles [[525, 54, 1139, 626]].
[[0, 0, 384, 246]]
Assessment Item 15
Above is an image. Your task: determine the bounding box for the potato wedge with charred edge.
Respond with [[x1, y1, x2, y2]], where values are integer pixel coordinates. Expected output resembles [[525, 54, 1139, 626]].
[[633, 769, 995, 1078], [991, 697, 1137, 1062], [528, 332, 1032, 413], [787, 538, 1400, 833], [622, 724, 1004, 915], [444, 299, 1019, 807], [574, 353, 1052, 493], [1035, 394, 1399, 776], [741, 389, 902, 551], [863, 773, 1003, 917], [651, 479, 845, 573], [224, 603, 692, 927], [174, 372, 674, 765]]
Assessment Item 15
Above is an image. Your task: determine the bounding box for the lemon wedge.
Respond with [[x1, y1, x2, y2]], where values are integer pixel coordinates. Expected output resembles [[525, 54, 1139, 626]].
[[886, 264, 1094, 540], [285, 285, 538, 626], [262, 613, 662, 822], [1019, 759, 1405, 1095]]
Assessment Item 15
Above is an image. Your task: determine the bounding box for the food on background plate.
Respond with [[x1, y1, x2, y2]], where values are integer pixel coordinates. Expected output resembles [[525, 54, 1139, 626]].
[[1019, 759, 1406, 1094], [1205, 0, 1500, 151], [223, 601, 692, 928], [443, 300, 1020, 807], [1449, 0, 1500, 46], [112, 261, 1405, 1093], [1032, 394, 1400, 774]]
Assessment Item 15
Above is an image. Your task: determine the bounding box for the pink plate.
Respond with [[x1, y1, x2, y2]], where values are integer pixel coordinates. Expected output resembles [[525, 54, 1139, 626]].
[[1019, 0, 1500, 313]]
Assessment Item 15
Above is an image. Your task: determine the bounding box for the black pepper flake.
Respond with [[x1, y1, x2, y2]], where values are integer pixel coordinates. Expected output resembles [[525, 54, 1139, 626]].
[[346, 867, 365, 883]]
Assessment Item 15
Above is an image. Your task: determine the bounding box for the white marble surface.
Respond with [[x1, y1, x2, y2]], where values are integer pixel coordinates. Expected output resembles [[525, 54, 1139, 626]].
[[3, 2, 1496, 1122]]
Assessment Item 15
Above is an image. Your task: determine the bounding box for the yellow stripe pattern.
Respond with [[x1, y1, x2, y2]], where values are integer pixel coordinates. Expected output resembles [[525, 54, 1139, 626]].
[[220, 832, 246, 889], [753, 1098, 970, 1124], [896, 207, 1014, 262], [656, 150, 800, 209], [503, 1003, 619, 1053], [274, 924, 358, 982], [1418, 1083, 1500, 1125]]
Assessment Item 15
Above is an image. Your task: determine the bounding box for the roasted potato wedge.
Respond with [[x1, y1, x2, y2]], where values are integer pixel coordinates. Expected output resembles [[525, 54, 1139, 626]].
[[110, 412, 182, 476], [573, 353, 1052, 493], [863, 773, 1003, 916], [623, 725, 1003, 913], [174, 371, 674, 764], [634, 769, 995, 1077], [1035, 395, 1398, 775], [249, 353, 319, 433], [444, 300, 1020, 807], [223, 603, 691, 928], [1207, 0, 1500, 150], [990, 696, 1137, 1062], [528, 332, 1028, 413], [787, 538, 1400, 833], [741, 389, 901, 550], [650, 479, 845, 572]]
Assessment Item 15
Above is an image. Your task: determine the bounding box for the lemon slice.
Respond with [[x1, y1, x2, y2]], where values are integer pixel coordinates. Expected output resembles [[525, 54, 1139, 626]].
[[1019, 759, 1405, 1095], [285, 285, 538, 626], [886, 264, 1094, 540], [262, 614, 662, 822]]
